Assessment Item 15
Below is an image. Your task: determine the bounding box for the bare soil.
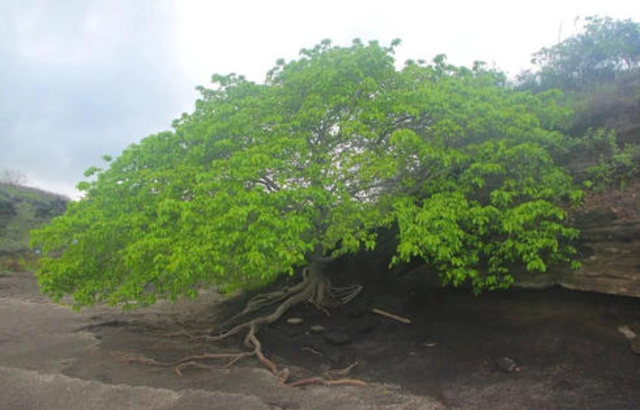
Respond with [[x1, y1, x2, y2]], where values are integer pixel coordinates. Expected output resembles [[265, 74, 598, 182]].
[[1, 266, 639, 410]]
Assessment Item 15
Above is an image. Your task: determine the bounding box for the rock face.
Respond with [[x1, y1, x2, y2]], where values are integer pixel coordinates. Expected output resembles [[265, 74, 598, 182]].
[[515, 181, 640, 298], [516, 219, 640, 298]]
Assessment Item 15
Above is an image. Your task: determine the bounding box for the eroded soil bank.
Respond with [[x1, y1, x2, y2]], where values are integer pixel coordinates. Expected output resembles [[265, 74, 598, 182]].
[[1, 269, 639, 410]]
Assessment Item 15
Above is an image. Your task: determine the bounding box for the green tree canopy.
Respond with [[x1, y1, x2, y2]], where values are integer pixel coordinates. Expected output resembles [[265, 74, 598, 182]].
[[32, 40, 581, 311], [519, 16, 640, 92]]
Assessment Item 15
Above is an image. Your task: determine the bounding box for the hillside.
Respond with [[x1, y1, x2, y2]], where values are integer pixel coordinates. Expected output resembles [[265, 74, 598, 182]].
[[0, 183, 67, 270]]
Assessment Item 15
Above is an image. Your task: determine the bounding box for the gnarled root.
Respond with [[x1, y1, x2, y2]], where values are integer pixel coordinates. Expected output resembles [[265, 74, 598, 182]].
[[223, 279, 309, 326], [126, 263, 365, 387], [113, 351, 251, 376]]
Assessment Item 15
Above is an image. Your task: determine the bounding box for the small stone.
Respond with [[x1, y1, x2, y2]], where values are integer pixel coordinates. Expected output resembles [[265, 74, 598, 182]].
[[618, 325, 637, 340], [323, 331, 352, 346], [496, 357, 520, 373], [286, 317, 304, 325], [309, 325, 325, 334]]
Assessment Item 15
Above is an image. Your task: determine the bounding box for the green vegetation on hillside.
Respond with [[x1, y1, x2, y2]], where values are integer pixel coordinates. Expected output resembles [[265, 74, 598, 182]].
[[518, 16, 640, 190], [0, 183, 67, 271], [518, 16, 640, 92]]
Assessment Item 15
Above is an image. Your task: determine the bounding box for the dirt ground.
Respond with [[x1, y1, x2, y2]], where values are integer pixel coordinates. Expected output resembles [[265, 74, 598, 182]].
[[1, 267, 639, 410]]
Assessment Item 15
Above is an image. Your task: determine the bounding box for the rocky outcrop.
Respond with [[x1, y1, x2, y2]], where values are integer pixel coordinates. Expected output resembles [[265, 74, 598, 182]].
[[516, 219, 640, 298], [516, 179, 640, 297]]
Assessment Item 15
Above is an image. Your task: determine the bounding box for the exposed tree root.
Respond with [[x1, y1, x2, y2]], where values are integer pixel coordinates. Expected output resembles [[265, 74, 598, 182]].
[[175, 361, 215, 377], [124, 263, 366, 387], [224, 279, 309, 326], [114, 351, 252, 376], [323, 361, 360, 379]]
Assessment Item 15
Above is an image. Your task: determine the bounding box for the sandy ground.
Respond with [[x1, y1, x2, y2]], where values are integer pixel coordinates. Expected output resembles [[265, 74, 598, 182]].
[[0, 271, 442, 410], [1, 268, 639, 410]]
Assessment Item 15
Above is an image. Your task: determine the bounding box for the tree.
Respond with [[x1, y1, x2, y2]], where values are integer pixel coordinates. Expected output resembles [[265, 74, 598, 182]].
[[518, 16, 640, 92], [31, 40, 581, 378]]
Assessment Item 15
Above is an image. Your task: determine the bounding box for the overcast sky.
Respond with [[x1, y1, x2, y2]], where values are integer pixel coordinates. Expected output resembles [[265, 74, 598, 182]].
[[1, 0, 639, 198]]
